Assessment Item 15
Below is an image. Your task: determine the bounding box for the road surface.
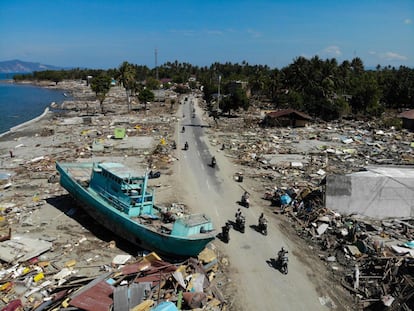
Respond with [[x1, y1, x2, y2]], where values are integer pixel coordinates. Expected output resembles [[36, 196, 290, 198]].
[[173, 95, 331, 310]]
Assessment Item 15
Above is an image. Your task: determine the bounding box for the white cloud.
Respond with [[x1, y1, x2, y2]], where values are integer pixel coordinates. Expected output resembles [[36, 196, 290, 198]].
[[380, 52, 408, 61], [322, 45, 342, 56], [247, 29, 262, 38], [368, 51, 377, 55], [404, 18, 412, 24], [205, 30, 223, 35], [168, 29, 195, 36]]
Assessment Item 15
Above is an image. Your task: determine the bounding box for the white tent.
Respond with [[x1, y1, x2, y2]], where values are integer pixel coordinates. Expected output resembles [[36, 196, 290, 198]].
[[326, 166, 414, 219]]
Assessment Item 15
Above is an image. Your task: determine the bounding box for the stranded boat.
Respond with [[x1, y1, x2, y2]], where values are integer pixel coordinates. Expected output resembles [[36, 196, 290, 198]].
[[56, 162, 215, 257]]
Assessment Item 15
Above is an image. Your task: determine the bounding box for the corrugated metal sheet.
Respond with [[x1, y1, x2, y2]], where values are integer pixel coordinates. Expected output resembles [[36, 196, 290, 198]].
[[265, 109, 312, 120], [69, 281, 114, 311], [114, 286, 129, 311], [129, 282, 152, 307], [399, 109, 414, 119]]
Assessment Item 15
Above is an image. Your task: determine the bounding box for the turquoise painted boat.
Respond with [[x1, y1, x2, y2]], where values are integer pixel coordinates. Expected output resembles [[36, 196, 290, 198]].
[[56, 162, 216, 258]]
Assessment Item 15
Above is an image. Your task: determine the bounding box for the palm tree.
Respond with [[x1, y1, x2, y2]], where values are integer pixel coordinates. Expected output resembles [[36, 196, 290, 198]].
[[119, 61, 136, 112]]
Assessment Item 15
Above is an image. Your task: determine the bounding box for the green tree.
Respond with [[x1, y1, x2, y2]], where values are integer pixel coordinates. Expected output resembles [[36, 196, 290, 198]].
[[118, 61, 136, 112], [145, 77, 160, 90], [90, 74, 112, 113], [220, 87, 249, 115], [350, 72, 382, 116], [50, 70, 64, 85], [138, 88, 155, 110], [175, 84, 190, 94]]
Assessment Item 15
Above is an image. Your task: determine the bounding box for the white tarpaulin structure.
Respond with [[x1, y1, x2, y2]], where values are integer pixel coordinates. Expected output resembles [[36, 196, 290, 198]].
[[326, 166, 414, 219]]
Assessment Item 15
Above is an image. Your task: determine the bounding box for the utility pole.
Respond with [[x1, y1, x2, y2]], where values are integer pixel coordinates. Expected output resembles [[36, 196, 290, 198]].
[[217, 74, 221, 112], [155, 48, 159, 81]]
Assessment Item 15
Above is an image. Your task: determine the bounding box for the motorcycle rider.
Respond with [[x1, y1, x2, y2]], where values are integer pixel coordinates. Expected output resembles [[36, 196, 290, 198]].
[[258, 213, 268, 235], [222, 222, 231, 243], [211, 156, 216, 167], [235, 208, 245, 233], [235, 208, 242, 219], [278, 247, 289, 274], [182, 126, 185, 133], [278, 246, 288, 258], [259, 213, 265, 224], [241, 191, 250, 208], [184, 141, 189, 150]]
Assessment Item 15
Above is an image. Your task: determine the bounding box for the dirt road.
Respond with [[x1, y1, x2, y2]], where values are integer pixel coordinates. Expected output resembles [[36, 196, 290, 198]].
[[172, 95, 334, 310]]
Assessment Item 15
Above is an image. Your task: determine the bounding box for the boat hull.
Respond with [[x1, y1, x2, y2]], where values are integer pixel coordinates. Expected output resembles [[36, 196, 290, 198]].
[[56, 162, 215, 258]]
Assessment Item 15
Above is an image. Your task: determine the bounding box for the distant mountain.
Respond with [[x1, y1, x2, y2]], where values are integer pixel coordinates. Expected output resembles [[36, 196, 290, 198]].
[[0, 59, 66, 73]]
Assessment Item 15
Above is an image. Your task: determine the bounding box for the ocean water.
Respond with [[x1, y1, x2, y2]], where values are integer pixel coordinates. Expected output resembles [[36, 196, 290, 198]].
[[0, 76, 68, 134]]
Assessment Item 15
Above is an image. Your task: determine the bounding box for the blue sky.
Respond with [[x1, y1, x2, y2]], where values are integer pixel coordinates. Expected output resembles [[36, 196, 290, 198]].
[[0, 0, 413, 69]]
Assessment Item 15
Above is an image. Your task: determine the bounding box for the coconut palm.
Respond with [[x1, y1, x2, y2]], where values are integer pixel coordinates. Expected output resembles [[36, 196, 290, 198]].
[[119, 61, 136, 112]]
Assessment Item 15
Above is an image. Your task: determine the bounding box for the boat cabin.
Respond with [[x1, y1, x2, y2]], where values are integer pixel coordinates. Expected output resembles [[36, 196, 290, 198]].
[[89, 163, 154, 217], [171, 214, 214, 237]]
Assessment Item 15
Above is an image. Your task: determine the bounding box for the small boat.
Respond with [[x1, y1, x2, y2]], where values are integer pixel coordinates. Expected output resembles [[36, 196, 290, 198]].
[[56, 162, 216, 258]]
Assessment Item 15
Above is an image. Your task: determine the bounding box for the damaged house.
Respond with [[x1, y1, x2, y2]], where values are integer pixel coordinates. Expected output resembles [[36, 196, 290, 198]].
[[399, 109, 414, 132], [261, 109, 312, 127]]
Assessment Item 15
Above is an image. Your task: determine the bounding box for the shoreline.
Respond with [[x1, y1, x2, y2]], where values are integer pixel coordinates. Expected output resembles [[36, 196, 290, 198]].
[[0, 79, 77, 139], [0, 107, 52, 138]]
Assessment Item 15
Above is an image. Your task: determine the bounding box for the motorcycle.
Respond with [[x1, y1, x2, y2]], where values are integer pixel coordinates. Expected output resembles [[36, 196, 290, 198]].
[[184, 141, 189, 150], [258, 217, 268, 236], [277, 248, 289, 274], [172, 141, 177, 149], [211, 156, 216, 168], [222, 222, 231, 243], [241, 192, 250, 208], [235, 215, 246, 233]]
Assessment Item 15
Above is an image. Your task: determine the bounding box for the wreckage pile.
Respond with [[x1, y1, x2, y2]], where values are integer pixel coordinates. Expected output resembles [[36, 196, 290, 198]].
[[205, 108, 414, 310], [0, 247, 227, 310], [272, 190, 414, 310]]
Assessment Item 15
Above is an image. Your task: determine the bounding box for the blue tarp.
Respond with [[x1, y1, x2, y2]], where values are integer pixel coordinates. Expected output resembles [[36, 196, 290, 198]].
[[151, 301, 178, 311], [280, 194, 292, 205]]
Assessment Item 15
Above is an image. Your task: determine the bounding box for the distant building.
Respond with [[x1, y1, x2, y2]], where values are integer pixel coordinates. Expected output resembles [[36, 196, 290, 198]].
[[261, 109, 312, 127], [152, 89, 165, 101], [160, 78, 172, 86], [228, 80, 251, 98], [399, 109, 414, 132]]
